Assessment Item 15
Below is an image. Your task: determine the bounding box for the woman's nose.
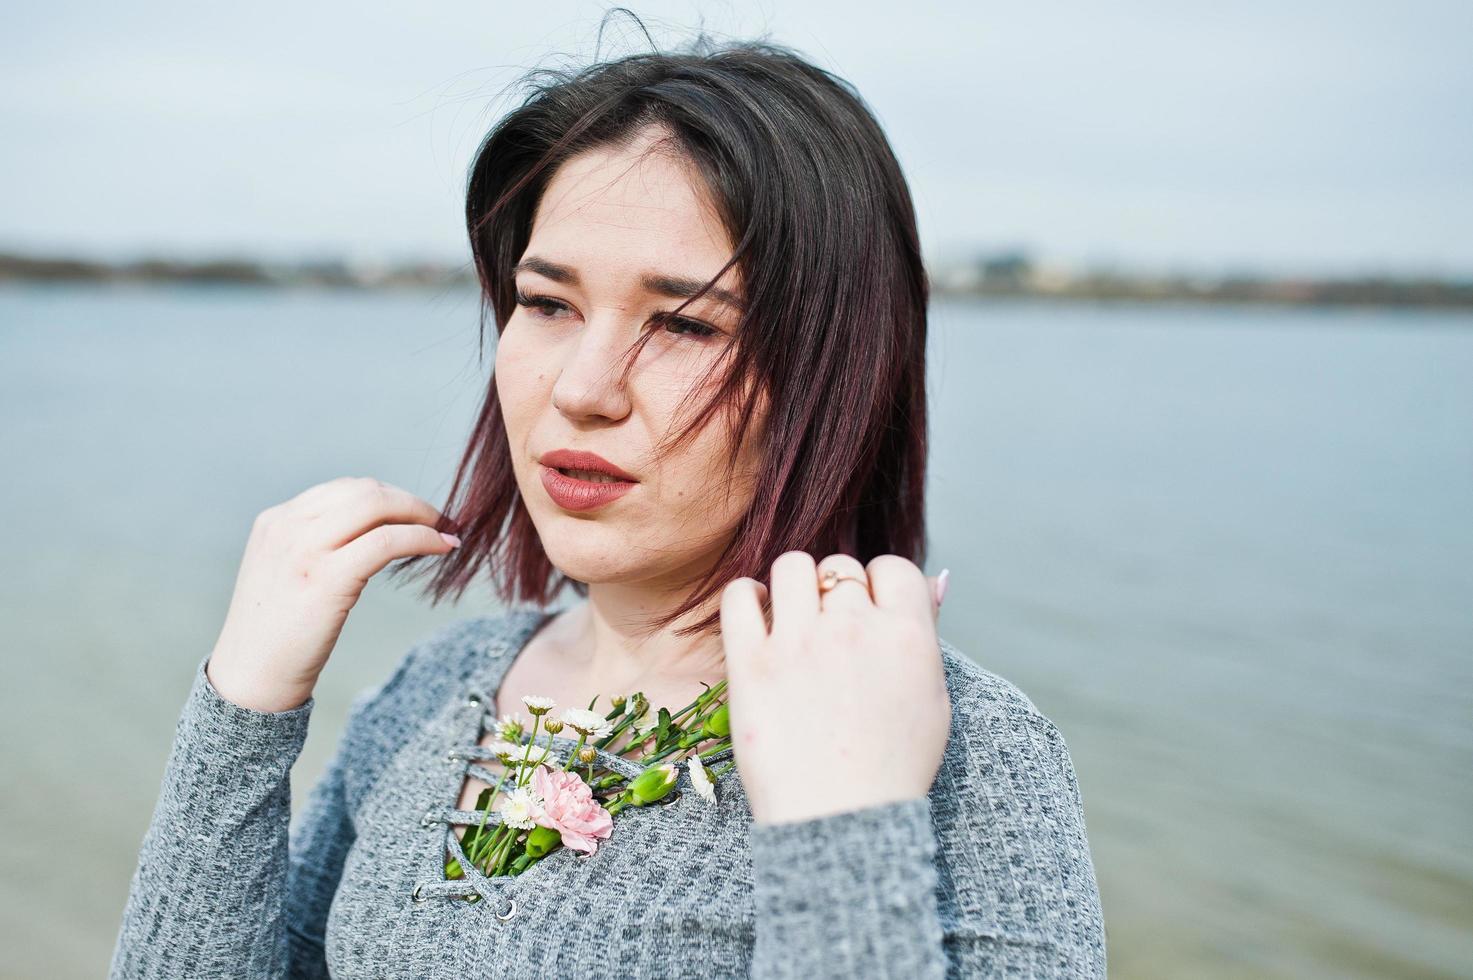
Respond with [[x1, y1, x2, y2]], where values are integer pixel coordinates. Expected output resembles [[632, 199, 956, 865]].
[[549, 318, 634, 421]]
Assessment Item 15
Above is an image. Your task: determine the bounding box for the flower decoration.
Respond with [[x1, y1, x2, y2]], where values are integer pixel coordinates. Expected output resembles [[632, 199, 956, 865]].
[[493, 712, 525, 741], [496, 787, 544, 830], [688, 753, 717, 804], [560, 706, 615, 740], [531, 764, 614, 853], [445, 679, 736, 889], [520, 695, 556, 716]]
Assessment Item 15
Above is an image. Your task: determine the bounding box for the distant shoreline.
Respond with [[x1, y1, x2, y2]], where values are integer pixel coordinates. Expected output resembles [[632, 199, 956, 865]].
[[2, 251, 1470, 309]]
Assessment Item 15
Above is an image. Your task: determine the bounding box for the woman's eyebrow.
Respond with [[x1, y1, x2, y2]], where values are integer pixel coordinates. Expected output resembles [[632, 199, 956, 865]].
[[512, 255, 745, 312]]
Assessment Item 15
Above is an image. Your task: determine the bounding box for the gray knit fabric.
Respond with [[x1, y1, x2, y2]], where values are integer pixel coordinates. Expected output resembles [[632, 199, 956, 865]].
[[109, 606, 1107, 978]]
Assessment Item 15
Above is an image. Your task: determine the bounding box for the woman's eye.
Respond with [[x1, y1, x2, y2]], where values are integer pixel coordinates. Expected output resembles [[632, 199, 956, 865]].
[[514, 290, 567, 318], [515, 289, 720, 341], [654, 313, 720, 339]]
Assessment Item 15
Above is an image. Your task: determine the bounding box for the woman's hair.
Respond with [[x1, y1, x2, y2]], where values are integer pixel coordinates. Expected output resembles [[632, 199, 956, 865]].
[[395, 13, 930, 638]]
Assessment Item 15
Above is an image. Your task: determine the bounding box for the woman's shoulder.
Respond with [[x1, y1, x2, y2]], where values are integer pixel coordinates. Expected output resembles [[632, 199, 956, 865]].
[[932, 633, 1086, 802], [936, 633, 1050, 728]]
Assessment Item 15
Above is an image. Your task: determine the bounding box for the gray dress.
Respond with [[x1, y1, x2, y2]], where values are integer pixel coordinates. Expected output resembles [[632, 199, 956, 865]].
[[109, 606, 1107, 978]]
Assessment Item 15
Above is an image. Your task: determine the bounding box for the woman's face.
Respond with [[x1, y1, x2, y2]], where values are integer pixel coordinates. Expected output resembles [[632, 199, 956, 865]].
[[496, 127, 764, 593]]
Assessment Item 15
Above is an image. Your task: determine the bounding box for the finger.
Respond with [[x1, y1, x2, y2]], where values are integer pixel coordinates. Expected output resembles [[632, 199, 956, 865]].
[[720, 577, 770, 660], [284, 475, 370, 514], [311, 480, 448, 551], [815, 552, 873, 614], [864, 554, 931, 619], [324, 522, 460, 588], [755, 579, 772, 632], [768, 550, 820, 634]]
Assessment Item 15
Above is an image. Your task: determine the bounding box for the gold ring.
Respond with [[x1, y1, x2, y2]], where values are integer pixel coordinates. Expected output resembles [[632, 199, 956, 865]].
[[817, 567, 869, 596]]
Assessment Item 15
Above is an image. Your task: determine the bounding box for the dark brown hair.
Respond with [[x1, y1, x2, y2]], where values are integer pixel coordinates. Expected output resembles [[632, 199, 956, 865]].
[[394, 13, 930, 638]]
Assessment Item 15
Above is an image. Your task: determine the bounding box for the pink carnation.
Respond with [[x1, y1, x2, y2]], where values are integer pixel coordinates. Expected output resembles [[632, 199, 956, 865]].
[[530, 764, 614, 854]]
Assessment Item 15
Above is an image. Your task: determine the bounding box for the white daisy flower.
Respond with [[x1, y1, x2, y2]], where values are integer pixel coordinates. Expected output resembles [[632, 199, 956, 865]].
[[560, 707, 614, 739], [487, 739, 525, 762], [497, 786, 544, 829], [494, 712, 525, 740], [688, 754, 717, 804], [521, 695, 557, 716]]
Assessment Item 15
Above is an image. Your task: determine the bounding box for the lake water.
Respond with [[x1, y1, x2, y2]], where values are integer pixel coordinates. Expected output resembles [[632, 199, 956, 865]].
[[2, 287, 1469, 978]]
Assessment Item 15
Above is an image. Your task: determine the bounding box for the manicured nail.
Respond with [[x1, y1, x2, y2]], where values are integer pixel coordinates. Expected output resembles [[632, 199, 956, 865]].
[[440, 532, 462, 548], [935, 568, 950, 607]]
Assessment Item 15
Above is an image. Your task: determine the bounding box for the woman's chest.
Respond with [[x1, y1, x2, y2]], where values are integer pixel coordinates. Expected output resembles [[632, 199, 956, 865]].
[[323, 681, 757, 978]]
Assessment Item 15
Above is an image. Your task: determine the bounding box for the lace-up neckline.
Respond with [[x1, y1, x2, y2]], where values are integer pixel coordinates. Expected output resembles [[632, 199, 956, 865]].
[[412, 608, 737, 908]]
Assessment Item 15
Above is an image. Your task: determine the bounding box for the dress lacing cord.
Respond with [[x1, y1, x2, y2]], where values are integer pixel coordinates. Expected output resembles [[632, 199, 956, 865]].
[[409, 686, 737, 912]]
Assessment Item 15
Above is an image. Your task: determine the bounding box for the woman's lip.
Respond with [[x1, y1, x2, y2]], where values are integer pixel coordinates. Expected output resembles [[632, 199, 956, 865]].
[[539, 464, 637, 512], [538, 449, 639, 482]]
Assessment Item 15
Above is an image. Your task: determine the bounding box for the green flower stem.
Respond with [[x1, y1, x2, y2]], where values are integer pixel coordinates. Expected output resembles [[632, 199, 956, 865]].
[[516, 714, 543, 787], [592, 711, 644, 754], [480, 819, 515, 872], [593, 681, 727, 754], [561, 731, 589, 772], [605, 791, 632, 818], [697, 737, 733, 759], [470, 765, 518, 857], [639, 733, 731, 766], [487, 823, 518, 876]]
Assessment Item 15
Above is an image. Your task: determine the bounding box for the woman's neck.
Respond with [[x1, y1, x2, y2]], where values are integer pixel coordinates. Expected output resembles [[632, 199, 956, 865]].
[[555, 587, 728, 695]]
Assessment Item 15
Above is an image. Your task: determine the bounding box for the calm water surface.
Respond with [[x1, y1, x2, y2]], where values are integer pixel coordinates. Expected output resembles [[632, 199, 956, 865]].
[[1, 287, 1469, 978]]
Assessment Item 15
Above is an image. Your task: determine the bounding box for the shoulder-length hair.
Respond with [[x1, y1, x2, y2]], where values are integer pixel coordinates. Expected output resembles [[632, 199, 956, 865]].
[[395, 22, 929, 639]]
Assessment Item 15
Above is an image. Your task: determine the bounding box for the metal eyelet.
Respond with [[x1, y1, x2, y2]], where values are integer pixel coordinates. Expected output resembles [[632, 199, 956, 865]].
[[419, 808, 440, 828], [496, 897, 518, 920], [466, 692, 484, 706], [411, 882, 430, 904], [658, 789, 683, 808]]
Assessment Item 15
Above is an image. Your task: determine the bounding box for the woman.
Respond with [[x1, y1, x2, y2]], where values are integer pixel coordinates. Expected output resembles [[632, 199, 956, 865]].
[[110, 32, 1106, 980]]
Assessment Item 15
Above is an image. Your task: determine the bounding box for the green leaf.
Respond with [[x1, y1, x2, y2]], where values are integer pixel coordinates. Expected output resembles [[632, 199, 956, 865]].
[[524, 825, 563, 858]]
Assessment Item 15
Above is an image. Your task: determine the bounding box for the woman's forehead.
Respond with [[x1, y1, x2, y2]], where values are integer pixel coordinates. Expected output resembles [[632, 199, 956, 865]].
[[523, 147, 742, 305], [533, 145, 726, 245]]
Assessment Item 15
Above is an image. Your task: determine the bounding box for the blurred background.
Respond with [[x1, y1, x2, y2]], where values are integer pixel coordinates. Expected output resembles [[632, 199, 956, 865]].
[[2, 3, 1470, 978]]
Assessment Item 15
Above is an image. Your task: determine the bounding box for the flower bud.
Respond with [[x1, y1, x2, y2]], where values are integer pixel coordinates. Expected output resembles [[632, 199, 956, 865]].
[[611, 694, 627, 710], [522, 695, 556, 716], [523, 825, 563, 858], [627, 763, 679, 805], [578, 745, 597, 764], [702, 704, 730, 739], [543, 717, 564, 735]]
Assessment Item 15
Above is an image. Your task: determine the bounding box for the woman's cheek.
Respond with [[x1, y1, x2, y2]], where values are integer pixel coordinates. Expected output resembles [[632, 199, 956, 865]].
[[495, 328, 547, 421]]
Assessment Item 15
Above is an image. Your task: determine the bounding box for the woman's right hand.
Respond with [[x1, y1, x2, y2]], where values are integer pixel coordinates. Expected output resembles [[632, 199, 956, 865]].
[[204, 476, 461, 713]]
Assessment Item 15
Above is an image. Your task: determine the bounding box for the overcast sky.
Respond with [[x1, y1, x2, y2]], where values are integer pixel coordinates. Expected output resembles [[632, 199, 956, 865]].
[[3, 1, 1470, 276]]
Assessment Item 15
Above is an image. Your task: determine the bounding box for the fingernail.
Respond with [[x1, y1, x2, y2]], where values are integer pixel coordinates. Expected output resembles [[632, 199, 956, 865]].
[[935, 568, 950, 607], [440, 532, 462, 548]]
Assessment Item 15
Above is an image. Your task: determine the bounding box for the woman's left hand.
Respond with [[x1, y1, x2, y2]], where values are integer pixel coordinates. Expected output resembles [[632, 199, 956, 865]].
[[720, 551, 951, 825]]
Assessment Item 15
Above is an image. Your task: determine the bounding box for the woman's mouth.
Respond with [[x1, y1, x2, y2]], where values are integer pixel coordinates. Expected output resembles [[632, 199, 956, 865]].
[[539, 464, 637, 511], [556, 467, 624, 484]]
